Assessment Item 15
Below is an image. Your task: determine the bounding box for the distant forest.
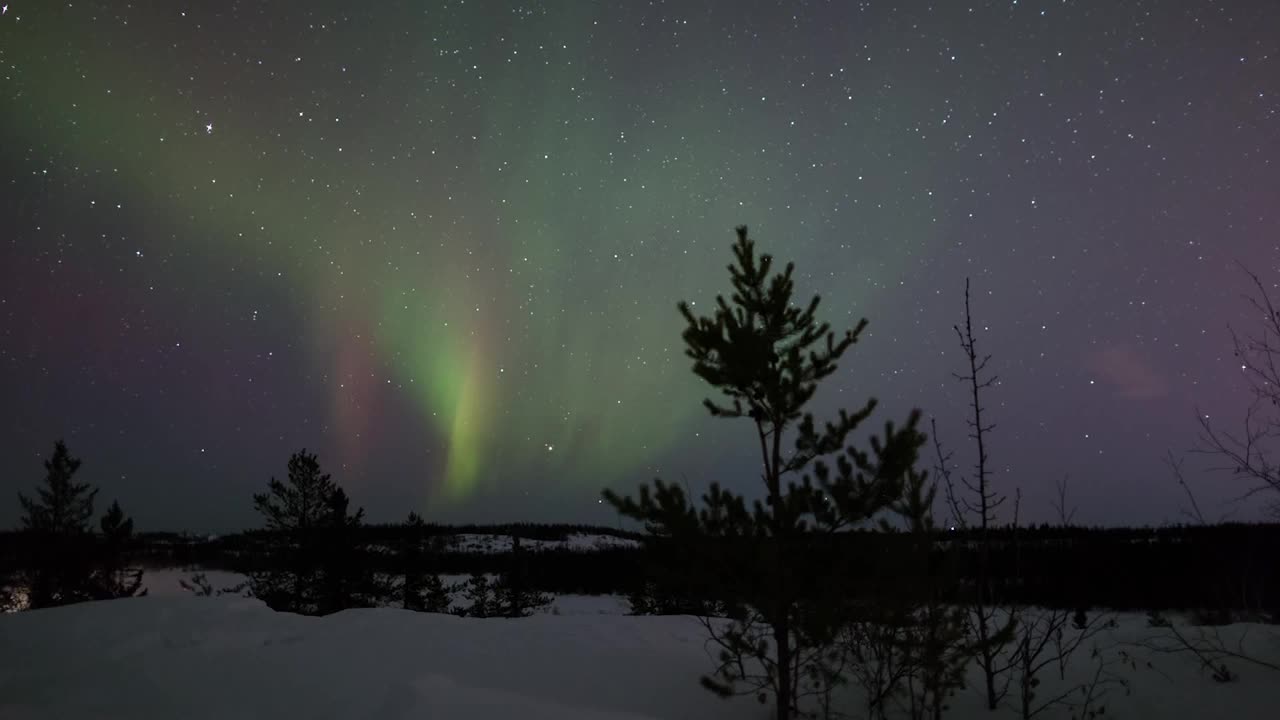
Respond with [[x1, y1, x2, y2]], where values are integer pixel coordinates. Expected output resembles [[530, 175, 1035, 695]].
[[4, 521, 1274, 617]]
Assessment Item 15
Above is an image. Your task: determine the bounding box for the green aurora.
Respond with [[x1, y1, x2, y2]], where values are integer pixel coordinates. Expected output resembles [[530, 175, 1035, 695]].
[[1, 1, 1054, 522]]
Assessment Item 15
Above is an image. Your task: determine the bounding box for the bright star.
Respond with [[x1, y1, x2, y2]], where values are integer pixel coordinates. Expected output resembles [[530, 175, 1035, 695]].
[[205, 122, 213, 134]]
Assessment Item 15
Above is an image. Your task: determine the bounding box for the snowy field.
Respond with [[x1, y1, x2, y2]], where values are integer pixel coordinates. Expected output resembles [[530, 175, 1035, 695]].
[[2, 585, 1278, 719]]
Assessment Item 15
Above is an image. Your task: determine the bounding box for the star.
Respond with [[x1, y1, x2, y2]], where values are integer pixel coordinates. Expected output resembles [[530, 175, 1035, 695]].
[[205, 122, 213, 134]]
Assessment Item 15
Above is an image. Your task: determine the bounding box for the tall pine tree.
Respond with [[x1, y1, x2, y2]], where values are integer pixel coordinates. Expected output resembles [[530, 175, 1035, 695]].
[[604, 226, 925, 720], [16, 441, 142, 608], [18, 441, 99, 608]]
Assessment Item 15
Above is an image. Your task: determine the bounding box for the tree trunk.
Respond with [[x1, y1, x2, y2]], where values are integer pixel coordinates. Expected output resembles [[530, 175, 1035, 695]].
[[775, 615, 792, 720]]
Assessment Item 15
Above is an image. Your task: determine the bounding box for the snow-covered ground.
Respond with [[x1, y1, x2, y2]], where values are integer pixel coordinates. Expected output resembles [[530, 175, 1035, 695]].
[[2, 591, 1277, 719], [0, 595, 737, 720], [139, 568, 251, 598]]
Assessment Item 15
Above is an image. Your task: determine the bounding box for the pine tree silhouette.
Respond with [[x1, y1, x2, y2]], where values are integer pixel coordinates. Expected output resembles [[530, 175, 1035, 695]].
[[455, 573, 493, 618], [604, 226, 925, 720], [400, 511, 429, 611], [250, 449, 384, 614], [94, 500, 145, 600], [420, 572, 453, 614], [18, 441, 100, 608], [494, 535, 552, 618], [399, 512, 454, 613], [315, 487, 385, 614]]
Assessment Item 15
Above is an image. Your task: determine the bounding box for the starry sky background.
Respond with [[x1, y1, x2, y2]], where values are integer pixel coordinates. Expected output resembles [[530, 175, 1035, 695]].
[[1, 0, 1277, 532]]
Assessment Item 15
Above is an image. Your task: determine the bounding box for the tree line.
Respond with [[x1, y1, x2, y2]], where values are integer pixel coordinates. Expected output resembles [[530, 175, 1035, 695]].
[[0, 441, 145, 611], [0, 443, 555, 618], [21, 519, 1268, 613], [2, 436, 1276, 622]]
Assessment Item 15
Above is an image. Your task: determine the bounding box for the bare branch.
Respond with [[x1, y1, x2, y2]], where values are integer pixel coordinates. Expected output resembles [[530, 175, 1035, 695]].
[[1194, 263, 1280, 518], [1050, 475, 1078, 527], [1165, 451, 1209, 525]]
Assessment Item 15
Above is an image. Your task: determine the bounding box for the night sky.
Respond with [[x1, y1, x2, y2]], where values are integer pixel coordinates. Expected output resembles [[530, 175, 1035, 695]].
[[1, 1, 1277, 532]]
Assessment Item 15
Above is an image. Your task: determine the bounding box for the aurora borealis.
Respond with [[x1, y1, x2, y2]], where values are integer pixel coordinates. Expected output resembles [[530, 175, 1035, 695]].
[[1, 1, 1277, 530]]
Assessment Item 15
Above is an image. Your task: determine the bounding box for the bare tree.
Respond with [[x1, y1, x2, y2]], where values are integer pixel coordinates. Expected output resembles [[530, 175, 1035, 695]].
[[1166, 451, 1211, 525], [1008, 478, 1127, 720], [1049, 475, 1078, 528], [1153, 450, 1280, 678], [1196, 265, 1280, 517], [934, 278, 1016, 710], [1134, 621, 1280, 683]]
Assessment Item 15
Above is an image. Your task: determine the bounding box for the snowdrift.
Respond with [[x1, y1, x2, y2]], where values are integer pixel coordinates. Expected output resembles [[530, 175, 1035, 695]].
[[2, 595, 1278, 719]]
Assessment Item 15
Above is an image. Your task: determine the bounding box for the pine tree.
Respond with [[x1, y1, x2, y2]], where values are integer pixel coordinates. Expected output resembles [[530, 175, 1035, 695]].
[[456, 573, 493, 618], [18, 440, 99, 608], [94, 500, 145, 600], [252, 449, 335, 533], [420, 572, 453, 614], [314, 486, 385, 614], [626, 581, 658, 615], [250, 449, 381, 614], [400, 512, 429, 611], [604, 226, 925, 720], [494, 535, 552, 618], [19, 441, 96, 533]]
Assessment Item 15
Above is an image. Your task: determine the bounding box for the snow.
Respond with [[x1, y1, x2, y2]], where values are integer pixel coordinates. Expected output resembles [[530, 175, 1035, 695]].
[[1, 593, 1277, 719], [0, 596, 741, 720], [139, 568, 250, 597]]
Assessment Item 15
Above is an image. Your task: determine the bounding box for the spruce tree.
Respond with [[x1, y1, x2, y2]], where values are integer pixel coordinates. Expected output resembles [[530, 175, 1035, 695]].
[[604, 226, 925, 720], [18, 441, 99, 608]]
